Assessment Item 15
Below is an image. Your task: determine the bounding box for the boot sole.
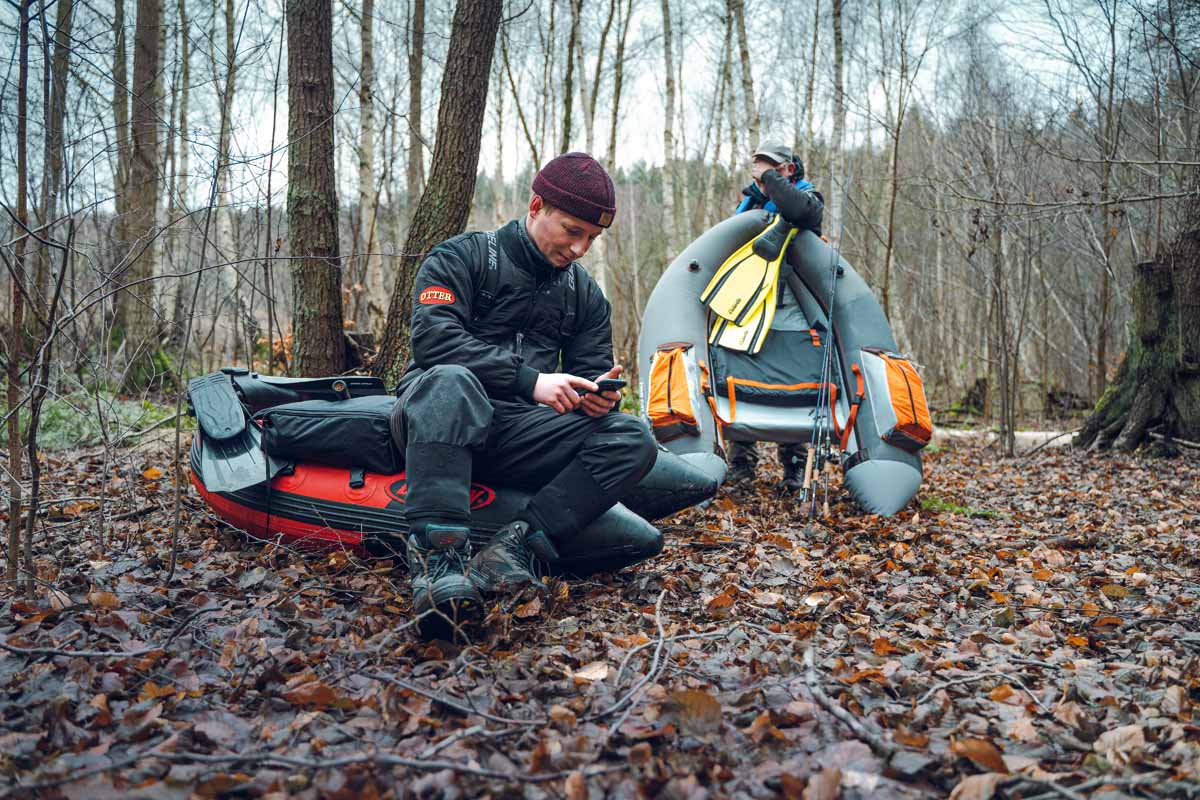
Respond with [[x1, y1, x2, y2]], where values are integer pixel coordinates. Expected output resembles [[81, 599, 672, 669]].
[[415, 577, 484, 640]]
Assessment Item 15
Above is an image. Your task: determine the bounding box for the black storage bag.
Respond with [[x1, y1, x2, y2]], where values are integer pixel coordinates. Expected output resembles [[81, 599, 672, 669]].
[[709, 327, 830, 406], [256, 396, 402, 474]]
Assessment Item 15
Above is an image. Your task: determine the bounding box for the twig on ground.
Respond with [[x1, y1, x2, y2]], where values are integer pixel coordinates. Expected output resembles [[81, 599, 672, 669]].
[[583, 589, 669, 725], [916, 669, 1049, 712], [803, 638, 897, 758], [0, 605, 219, 659], [365, 671, 547, 727], [1022, 429, 1081, 458], [16, 747, 627, 792]]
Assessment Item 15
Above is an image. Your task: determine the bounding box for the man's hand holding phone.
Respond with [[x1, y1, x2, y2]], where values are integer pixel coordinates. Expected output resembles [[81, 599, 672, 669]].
[[579, 365, 625, 417]]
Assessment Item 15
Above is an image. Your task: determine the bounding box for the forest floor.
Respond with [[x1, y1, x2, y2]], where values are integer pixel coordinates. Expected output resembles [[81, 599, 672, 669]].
[[2, 432, 1199, 799]]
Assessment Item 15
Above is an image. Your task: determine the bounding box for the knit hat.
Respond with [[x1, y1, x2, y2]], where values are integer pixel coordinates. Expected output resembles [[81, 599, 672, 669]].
[[532, 152, 617, 228]]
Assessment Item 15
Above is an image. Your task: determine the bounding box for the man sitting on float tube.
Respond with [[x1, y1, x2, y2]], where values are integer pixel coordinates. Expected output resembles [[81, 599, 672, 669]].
[[727, 142, 825, 493], [391, 152, 657, 633]]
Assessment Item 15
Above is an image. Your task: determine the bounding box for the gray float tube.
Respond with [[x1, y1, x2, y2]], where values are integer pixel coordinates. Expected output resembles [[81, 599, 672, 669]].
[[638, 213, 923, 516]]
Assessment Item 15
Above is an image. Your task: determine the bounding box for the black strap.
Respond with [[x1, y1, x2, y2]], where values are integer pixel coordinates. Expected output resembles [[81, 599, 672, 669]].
[[472, 230, 501, 321]]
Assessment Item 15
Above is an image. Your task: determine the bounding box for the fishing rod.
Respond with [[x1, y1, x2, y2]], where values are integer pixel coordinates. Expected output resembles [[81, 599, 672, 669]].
[[801, 170, 852, 530]]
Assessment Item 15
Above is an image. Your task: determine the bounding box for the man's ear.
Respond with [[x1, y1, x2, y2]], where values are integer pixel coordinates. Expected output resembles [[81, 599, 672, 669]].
[[529, 194, 544, 216]]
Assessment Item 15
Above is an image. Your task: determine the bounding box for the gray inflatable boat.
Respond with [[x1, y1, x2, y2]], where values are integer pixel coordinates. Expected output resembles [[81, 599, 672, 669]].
[[637, 212, 931, 516]]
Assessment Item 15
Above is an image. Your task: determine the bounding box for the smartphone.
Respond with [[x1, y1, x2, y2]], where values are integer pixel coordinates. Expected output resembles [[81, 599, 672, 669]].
[[579, 378, 627, 395]]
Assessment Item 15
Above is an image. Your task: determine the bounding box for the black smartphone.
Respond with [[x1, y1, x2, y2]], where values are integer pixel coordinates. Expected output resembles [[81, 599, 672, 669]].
[[580, 378, 627, 395]]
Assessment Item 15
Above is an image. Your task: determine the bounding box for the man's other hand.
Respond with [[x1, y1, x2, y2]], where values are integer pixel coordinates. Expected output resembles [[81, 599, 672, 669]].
[[533, 373, 596, 414], [580, 365, 623, 418]]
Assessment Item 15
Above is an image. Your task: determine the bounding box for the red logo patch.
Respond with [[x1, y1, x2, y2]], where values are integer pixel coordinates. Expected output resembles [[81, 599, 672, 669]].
[[386, 478, 496, 510], [418, 286, 456, 305]]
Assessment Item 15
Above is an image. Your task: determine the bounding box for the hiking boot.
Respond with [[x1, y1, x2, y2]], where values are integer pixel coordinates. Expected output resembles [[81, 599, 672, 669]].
[[468, 520, 559, 595], [726, 441, 760, 484], [778, 446, 804, 495], [406, 523, 482, 639]]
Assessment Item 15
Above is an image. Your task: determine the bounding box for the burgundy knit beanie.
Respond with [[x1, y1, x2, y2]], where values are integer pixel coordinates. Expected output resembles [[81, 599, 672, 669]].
[[531, 152, 617, 228]]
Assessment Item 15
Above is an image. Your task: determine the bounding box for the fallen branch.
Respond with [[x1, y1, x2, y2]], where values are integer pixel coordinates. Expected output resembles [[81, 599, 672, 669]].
[[1149, 430, 1200, 452], [803, 640, 897, 759], [0, 605, 219, 659], [1022, 429, 1081, 458], [365, 671, 546, 727], [16, 746, 627, 792], [583, 589, 669, 725]]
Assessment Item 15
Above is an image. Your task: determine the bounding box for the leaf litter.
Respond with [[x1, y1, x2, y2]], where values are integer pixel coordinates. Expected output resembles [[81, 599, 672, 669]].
[[1, 434, 1198, 797]]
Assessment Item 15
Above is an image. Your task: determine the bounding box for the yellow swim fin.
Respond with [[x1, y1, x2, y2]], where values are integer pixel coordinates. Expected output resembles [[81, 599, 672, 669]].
[[700, 216, 796, 325], [708, 257, 780, 354]]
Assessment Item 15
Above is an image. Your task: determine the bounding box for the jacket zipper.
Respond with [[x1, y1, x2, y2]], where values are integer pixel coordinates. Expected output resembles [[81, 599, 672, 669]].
[[515, 274, 549, 356]]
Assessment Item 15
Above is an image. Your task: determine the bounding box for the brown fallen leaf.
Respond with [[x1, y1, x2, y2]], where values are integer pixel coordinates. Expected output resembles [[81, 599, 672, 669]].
[[743, 710, 789, 744], [1100, 583, 1129, 599], [1094, 724, 1144, 766], [666, 689, 723, 736], [87, 591, 120, 609], [573, 661, 609, 685], [529, 738, 552, 773], [951, 737, 1009, 774], [803, 767, 842, 800], [564, 770, 587, 800], [948, 772, 1006, 800], [893, 725, 929, 749], [515, 596, 542, 618]]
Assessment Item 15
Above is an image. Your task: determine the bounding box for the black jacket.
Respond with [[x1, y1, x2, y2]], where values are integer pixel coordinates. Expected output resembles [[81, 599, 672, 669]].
[[744, 170, 824, 235], [403, 219, 613, 402]]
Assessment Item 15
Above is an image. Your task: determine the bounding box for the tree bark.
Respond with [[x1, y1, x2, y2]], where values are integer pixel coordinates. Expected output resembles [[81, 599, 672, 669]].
[[801, 0, 820, 167], [359, 0, 385, 338], [167, 0, 191, 352], [728, 0, 758, 151], [1077, 174, 1200, 452], [287, 0, 345, 375], [35, 0, 73, 322], [113, 0, 130, 250], [119, 0, 165, 388], [7, 0, 30, 590], [829, 0, 845, 247], [406, 0, 426, 228], [604, 0, 632, 173], [372, 0, 502, 384], [561, 0, 582, 152], [660, 0, 679, 254]]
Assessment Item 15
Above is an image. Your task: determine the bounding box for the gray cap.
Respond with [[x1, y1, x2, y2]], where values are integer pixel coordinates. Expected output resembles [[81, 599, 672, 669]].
[[752, 142, 794, 165]]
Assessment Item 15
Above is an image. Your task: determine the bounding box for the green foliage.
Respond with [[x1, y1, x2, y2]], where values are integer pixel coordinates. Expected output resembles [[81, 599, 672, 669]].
[[21, 391, 190, 450], [919, 494, 1001, 518]]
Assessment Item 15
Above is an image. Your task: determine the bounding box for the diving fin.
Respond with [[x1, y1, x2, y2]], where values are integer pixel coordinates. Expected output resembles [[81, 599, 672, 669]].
[[199, 422, 283, 493], [708, 261, 780, 354], [700, 216, 796, 325], [188, 371, 284, 493]]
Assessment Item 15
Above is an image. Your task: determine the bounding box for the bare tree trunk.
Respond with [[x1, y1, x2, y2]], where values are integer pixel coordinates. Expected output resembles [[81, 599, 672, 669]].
[[287, 0, 345, 375], [35, 0, 74, 321], [502, 30, 540, 167], [828, 0, 845, 246], [406, 0, 426, 227], [561, 0, 581, 152], [373, 0, 502, 383], [120, 0, 165, 389], [167, 0, 192, 353], [728, 0, 759, 150], [802, 0, 820, 167], [7, 0, 31, 591], [580, 0, 615, 155], [1077, 173, 1200, 452], [359, 0, 384, 339], [723, 10, 738, 178], [660, 0, 679, 253], [113, 0, 130, 252], [605, 0, 632, 172]]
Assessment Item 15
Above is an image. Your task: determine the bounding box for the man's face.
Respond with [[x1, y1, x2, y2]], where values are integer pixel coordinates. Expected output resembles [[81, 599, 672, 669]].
[[752, 156, 795, 187], [527, 196, 605, 268]]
